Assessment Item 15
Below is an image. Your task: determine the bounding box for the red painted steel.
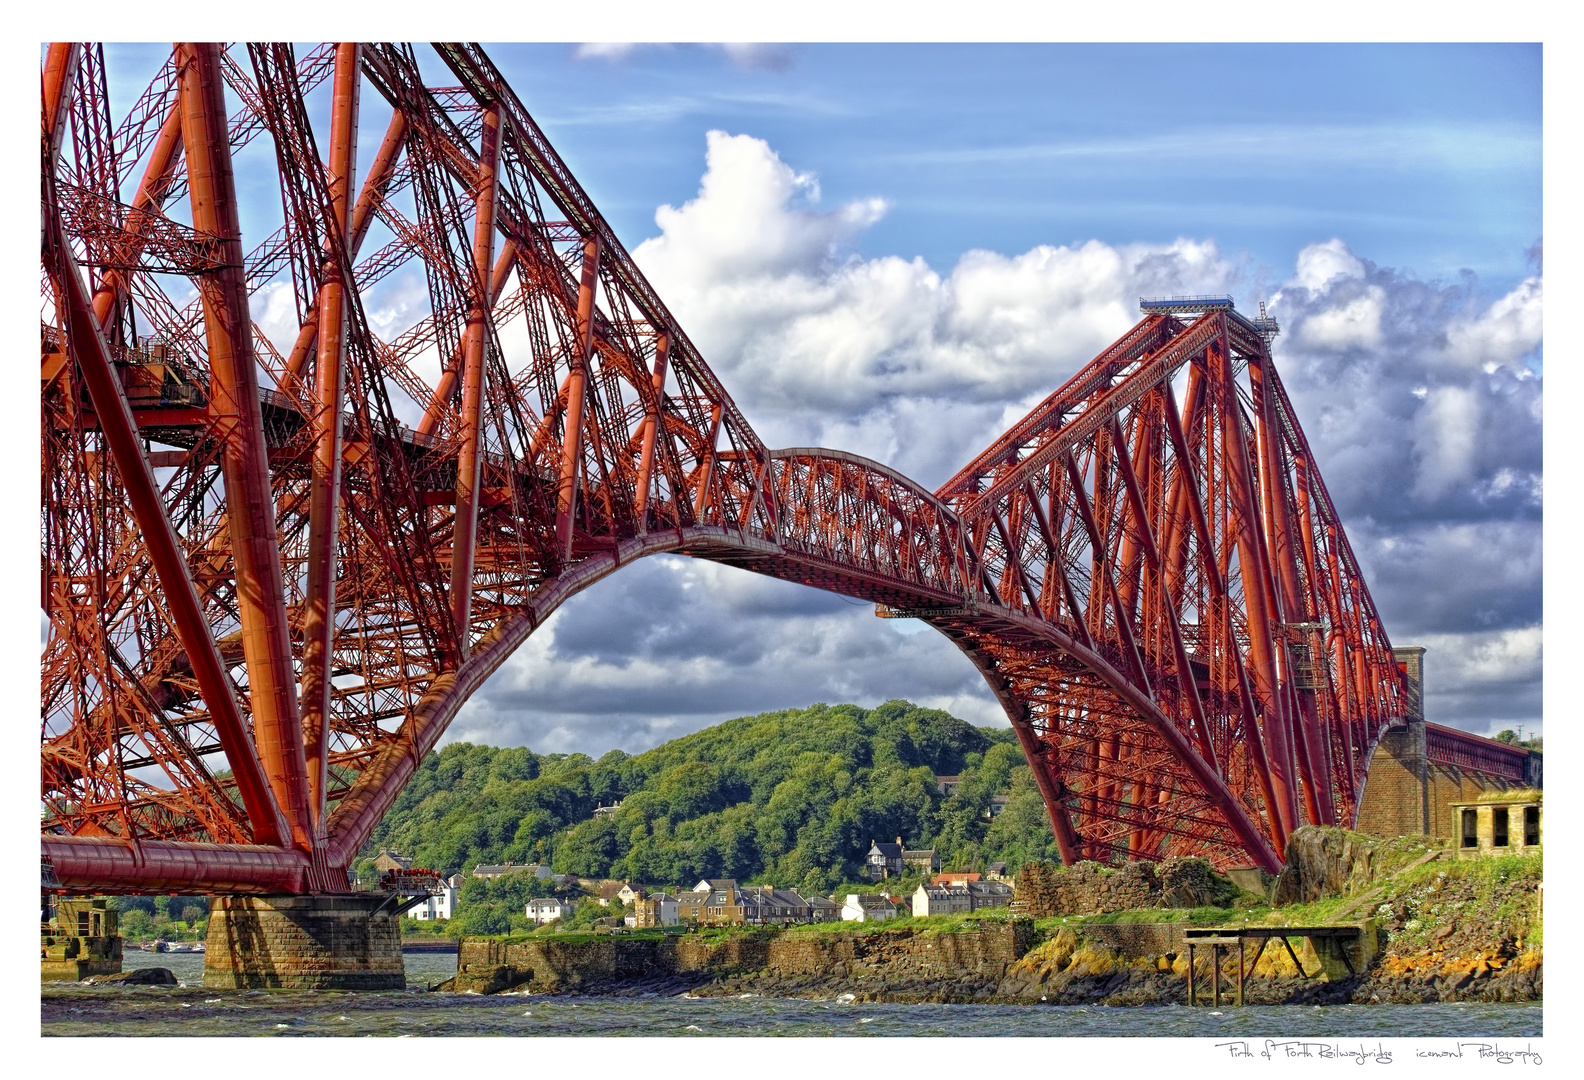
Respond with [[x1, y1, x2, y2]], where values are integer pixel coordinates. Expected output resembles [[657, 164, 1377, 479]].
[[41, 43, 1408, 893]]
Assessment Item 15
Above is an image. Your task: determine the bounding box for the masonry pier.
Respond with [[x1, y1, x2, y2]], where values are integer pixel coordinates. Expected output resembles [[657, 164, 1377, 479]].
[[204, 894, 406, 990]]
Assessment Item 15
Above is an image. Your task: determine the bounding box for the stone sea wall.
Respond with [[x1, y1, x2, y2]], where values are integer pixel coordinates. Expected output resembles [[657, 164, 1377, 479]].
[[444, 921, 1033, 996]]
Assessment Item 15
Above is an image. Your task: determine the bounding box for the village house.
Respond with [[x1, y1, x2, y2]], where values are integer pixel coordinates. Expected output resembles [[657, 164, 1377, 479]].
[[410, 872, 464, 921], [472, 862, 527, 880], [985, 862, 1011, 883], [864, 838, 941, 878], [670, 882, 829, 926], [932, 871, 980, 887], [864, 839, 904, 879], [966, 880, 1013, 908], [372, 849, 412, 874], [595, 880, 644, 907], [740, 885, 813, 924], [692, 878, 738, 893], [805, 894, 842, 922], [985, 794, 1011, 818], [912, 884, 972, 917], [525, 897, 565, 924], [676, 883, 744, 925], [841, 893, 898, 922], [934, 775, 963, 797], [912, 878, 1013, 917], [631, 892, 681, 928], [592, 800, 623, 817]]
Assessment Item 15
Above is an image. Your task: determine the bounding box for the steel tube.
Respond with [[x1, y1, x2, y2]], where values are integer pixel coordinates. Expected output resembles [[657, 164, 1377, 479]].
[[448, 101, 502, 647], [555, 235, 601, 559], [44, 835, 308, 895], [284, 107, 410, 387], [633, 330, 671, 529], [177, 41, 314, 855], [300, 43, 361, 827]]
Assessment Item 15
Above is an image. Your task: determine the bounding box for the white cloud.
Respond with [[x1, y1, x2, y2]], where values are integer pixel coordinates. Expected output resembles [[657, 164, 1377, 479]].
[[1271, 240, 1542, 518], [1292, 237, 1366, 291], [1444, 275, 1543, 372], [573, 43, 648, 62], [570, 43, 792, 71], [633, 131, 1241, 480], [1295, 284, 1384, 351], [1411, 386, 1480, 500]]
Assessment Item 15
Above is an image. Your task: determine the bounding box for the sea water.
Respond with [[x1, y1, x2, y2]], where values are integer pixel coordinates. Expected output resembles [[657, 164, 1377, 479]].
[[40, 949, 1541, 1039]]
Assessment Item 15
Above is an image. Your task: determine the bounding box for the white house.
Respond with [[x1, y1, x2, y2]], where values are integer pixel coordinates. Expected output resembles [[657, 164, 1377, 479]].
[[526, 897, 565, 925], [912, 884, 971, 918], [841, 894, 897, 922], [410, 872, 463, 921]]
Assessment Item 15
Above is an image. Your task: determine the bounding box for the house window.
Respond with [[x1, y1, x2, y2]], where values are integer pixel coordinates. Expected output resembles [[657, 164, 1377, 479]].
[[1461, 809, 1478, 848], [1492, 807, 1509, 847], [1524, 806, 1540, 846]]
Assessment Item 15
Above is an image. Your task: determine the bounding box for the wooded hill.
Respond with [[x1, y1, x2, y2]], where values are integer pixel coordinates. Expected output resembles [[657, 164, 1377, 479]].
[[357, 700, 1061, 896]]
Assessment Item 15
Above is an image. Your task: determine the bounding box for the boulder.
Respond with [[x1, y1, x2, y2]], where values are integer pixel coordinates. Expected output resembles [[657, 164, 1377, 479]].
[[1273, 825, 1371, 905], [83, 967, 178, 986]]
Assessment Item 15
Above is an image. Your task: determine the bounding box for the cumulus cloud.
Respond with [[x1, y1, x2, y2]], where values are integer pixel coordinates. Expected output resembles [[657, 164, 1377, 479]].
[[456, 138, 1542, 756], [632, 130, 1240, 482]]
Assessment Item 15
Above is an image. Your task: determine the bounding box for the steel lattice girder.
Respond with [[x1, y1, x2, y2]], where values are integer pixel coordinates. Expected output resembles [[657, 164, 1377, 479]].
[[41, 42, 1407, 893]]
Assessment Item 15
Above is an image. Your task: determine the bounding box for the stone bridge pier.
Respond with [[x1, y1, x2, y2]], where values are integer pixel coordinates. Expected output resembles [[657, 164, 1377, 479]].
[[204, 895, 406, 990]]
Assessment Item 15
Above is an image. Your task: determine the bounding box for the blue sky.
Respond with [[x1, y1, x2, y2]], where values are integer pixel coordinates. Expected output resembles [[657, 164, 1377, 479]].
[[474, 43, 1540, 300]]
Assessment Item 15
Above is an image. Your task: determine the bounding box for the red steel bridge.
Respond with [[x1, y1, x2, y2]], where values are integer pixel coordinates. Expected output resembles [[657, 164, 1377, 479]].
[[41, 42, 1408, 895]]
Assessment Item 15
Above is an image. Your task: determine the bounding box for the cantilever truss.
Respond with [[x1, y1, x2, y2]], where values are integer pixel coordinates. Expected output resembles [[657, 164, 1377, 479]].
[[41, 43, 1407, 893], [929, 306, 1407, 869]]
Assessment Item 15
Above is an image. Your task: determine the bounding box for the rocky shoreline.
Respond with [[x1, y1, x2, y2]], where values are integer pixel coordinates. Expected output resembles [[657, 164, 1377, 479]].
[[440, 931, 1539, 1007], [434, 922, 1540, 1006]]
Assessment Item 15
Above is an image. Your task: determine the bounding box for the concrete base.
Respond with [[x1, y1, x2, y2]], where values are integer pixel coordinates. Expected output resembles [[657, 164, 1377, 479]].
[[204, 894, 405, 991], [42, 957, 122, 982], [42, 933, 122, 982]]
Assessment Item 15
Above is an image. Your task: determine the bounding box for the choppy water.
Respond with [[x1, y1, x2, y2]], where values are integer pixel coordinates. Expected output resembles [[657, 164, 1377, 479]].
[[41, 950, 1542, 1038]]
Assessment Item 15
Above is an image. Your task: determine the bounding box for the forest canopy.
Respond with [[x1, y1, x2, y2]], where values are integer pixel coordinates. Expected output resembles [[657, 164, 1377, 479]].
[[359, 700, 1059, 898]]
